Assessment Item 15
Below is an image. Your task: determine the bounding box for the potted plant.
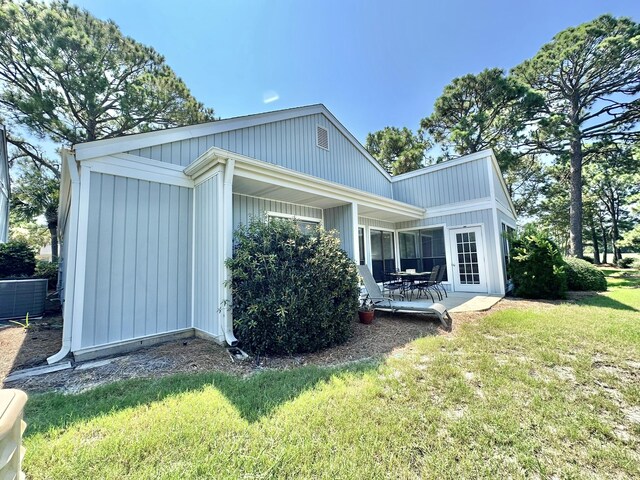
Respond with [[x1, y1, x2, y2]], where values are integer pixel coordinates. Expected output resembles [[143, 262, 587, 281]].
[[358, 297, 375, 324]]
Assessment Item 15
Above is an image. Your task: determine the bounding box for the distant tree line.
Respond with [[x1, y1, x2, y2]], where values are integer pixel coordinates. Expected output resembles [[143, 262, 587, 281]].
[[365, 15, 640, 261]]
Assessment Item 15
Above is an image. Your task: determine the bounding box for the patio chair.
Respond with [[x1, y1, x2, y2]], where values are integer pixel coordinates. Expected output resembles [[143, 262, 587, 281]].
[[358, 265, 452, 331], [383, 271, 406, 300], [434, 264, 448, 299], [414, 265, 441, 302]]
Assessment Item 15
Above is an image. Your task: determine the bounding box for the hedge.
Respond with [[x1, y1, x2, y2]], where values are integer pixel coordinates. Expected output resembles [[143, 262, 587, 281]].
[[508, 227, 567, 299], [564, 257, 607, 291], [226, 217, 360, 355]]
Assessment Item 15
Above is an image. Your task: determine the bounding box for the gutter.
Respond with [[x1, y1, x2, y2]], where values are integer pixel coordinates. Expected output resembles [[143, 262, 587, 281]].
[[222, 158, 238, 347], [47, 150, 78, 364]]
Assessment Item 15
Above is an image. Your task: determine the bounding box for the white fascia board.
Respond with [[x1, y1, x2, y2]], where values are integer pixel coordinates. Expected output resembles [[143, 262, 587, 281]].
[[112, 153, 185, 171], [186, 146, 423, 220], [495, 200, 516, 219], [72, 104, 392, 181], [487, 156, 507, 296], [84, 155, 193, 188], [391, 149, 495, 182], [487, 151, 518, 218], [74, 105, 323, 160], [426, 198, 493, 218], [57, 149, 74, 231]]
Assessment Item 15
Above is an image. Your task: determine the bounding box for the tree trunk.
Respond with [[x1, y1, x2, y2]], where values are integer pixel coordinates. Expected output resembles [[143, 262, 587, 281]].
[[600, 222, 608, 264], [569, 138, 584, 258], [48, 224, 58, 262], [611, 216, 621, 262], [589, 215, 601, 264]]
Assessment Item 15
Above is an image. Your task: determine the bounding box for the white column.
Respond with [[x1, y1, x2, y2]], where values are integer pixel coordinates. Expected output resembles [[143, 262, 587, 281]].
[[221, 159, 238, 345], [351, 202, 359, 264]]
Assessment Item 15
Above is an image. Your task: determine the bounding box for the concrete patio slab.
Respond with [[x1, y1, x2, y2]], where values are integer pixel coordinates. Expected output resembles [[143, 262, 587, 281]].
[[442, 293, 503, 313]]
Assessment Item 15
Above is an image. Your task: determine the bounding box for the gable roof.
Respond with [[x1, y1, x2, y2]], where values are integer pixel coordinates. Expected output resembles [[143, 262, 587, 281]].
[[73, 104, 392, 180]]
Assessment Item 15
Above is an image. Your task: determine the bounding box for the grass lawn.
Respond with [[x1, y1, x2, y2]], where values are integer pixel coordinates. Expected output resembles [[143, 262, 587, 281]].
[[22, 271, 640, 479]]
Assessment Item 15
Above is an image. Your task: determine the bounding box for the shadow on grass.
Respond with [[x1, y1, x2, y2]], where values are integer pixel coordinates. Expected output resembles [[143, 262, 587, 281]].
[[575, 294, 639, 312], [606, 276, 640, 288], [24, 360, 378, 436]]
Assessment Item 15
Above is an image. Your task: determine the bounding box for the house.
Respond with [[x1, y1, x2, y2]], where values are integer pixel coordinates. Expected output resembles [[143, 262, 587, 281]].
[[49, 104, 517, 363], [0, 125, 8, 243]]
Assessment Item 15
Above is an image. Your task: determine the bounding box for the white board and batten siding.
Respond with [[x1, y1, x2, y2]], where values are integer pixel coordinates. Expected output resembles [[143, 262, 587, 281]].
[[193, 175, 222, 338], [392, 158, 491, 208], [324, 204, 356, 260], [127, 113, 393, 199], [81, 172, 193, 350], [232, 194, 323, 231]]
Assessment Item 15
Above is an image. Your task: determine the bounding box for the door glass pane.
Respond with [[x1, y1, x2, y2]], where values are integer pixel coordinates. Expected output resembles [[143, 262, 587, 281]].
[[358, 227, 365, 265], [455, 230, 480, 285]]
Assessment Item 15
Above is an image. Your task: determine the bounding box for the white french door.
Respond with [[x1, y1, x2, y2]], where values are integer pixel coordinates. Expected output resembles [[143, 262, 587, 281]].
[[449, 226, 487, 293]]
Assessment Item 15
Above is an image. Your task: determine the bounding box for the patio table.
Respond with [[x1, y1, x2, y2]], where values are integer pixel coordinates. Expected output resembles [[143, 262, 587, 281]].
[[388, 271, 433, 300]]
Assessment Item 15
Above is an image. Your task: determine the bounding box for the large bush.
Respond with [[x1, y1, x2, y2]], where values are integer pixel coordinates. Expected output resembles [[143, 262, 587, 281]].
[[0, 241, 37, 278], [615, 257, 634, 269], [508, 227, 567, 299], [226, 217, 360, 355], [564, 257, 607, 291], [35, 260, 59, 290]]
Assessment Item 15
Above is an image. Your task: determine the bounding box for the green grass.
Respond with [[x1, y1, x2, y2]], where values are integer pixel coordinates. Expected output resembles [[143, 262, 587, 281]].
[[22, 273, 640, 479], [600, 267, 640, 289]]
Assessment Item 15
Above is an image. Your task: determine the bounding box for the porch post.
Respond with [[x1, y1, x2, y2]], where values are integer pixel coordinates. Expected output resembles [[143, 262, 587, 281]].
[[351, 202, 359, 264], [221, 158, 238, 346]]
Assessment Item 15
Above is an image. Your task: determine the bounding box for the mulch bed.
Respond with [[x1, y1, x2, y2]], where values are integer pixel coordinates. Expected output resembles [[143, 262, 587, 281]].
[[0, 293, 602, 394]]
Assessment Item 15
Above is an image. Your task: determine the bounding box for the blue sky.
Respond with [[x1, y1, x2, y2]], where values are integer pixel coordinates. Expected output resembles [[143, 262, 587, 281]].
[[74, 0, 640, 143]]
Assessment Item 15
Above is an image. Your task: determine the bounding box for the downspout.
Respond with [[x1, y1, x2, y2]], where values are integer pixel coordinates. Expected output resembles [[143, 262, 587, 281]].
[[48, 150, 78, 364], [222, 158, 238, 346]]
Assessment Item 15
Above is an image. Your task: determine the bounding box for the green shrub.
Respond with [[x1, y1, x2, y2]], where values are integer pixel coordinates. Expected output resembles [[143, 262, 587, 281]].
[[564, 257, 607, 291], [226, 217, 360, 356], [35, 260, 59, 289], [0, 241, 37, 278], [615, 257, 634, 269], [582, 255, 595, 264], [508, 227, 567, 299]]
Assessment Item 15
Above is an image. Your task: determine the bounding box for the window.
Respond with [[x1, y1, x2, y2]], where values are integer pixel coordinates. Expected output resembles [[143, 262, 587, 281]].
[[398, 228, 447, 280], [358, 227, 365, 265], [316, 125, 329, 150], [267, 212, 321, 235], [501, 223, 515, 284], [370, 229, 395, 282]]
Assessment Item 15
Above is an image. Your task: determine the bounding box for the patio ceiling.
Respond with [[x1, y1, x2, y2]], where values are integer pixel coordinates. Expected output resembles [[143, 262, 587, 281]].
[[185, 146, 425, 223], [233, 175, 421, 223]]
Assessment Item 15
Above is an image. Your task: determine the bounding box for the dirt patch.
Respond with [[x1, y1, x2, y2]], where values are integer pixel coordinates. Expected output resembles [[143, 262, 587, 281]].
[[0, 315, 63, 381], [3, 311, 444, 394]]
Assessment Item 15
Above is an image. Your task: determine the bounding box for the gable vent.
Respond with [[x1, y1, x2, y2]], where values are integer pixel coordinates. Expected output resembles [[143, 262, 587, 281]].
[[316, 125, 329, 150]]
